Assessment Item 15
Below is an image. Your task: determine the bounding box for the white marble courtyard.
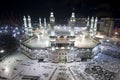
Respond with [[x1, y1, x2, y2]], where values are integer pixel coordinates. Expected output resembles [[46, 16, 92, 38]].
[[0, 49, 93, 80]]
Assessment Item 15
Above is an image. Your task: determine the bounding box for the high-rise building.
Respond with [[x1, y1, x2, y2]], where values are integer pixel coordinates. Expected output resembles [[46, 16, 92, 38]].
[[99, 18, 114, 37]]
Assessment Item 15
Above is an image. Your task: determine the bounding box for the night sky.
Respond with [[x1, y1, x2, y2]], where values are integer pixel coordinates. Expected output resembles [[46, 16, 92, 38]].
[[0, 0, 120, 24]]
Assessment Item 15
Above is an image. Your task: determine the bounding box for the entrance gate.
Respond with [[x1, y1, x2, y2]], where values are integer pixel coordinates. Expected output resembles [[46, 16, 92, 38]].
[[58, 50, 67, 63]]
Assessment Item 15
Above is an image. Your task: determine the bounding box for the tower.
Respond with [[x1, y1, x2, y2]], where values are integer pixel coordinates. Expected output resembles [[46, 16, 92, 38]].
[[50, 12, 55, 28], [44, 18, 47, 29], [93, 17, 98, 36], [69, 12, 76, 27], [39, 18, 42, 29], [89, 17, 94, 36], [28, 15, 33, 37], [23, 16, 28, 35], [86, 17, 90, 30]]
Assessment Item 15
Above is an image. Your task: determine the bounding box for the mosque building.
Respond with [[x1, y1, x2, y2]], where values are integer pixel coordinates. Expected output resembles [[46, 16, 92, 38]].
[[20, 12, 99, 62]]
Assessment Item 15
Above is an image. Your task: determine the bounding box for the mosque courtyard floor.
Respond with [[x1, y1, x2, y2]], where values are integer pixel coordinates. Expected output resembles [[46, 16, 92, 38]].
[[0, 49, 95, 80]]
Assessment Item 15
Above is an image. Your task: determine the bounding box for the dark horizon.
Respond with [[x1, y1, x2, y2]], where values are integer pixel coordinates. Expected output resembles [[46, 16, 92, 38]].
[[0, 0, 120, 24]]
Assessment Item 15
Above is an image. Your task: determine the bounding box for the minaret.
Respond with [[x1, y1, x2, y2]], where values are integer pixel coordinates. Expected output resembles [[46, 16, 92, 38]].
[[28, 15, 33, 36], [70, 12, 76, 27], [50, 12, 55, 28], [39, 18, 42, 29], [71, 12, 76, 22], [44, 18, 47, 29], [89, 17, 94, 36], [93, 17, 98, 35], [23, 16, 28, 35], [86, 17, 90, 30]]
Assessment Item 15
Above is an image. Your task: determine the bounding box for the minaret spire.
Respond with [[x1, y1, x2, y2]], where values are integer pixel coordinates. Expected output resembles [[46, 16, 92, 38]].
[[50, 12, 54, 17], [50, 12, 55, 28], [86, 16, 90, 29], [93, 17, 98, 35], [23, 16, 28, 35], [39, 17, 42, 28], [69, 12, 76, 27], [23, 16, 27, 27], [28, 15, 32, 28], [71, 12, 75, 18], [89, 17, 94, 36], [44, 18, 47, 29], [28, 15, 33, 36]]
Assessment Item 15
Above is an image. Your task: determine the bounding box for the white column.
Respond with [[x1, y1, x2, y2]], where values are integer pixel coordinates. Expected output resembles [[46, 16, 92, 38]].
[[23, 16, 28, 35]]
